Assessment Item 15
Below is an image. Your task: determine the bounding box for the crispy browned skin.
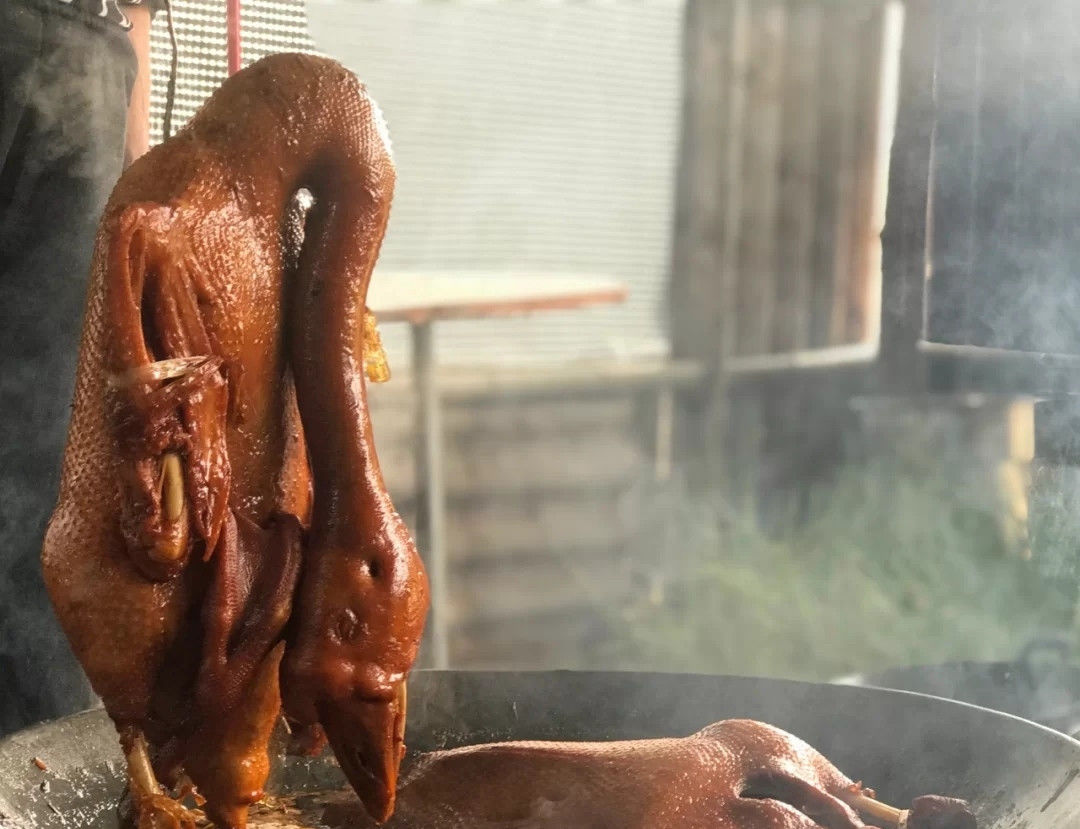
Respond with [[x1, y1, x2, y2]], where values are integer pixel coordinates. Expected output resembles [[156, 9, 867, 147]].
[[41, 53, 428, 828], [330, 720, 868, 829], [328, 720, 975, 829]]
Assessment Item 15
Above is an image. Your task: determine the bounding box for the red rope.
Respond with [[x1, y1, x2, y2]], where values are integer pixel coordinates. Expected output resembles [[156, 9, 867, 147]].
[[226, 0, 242, 76]]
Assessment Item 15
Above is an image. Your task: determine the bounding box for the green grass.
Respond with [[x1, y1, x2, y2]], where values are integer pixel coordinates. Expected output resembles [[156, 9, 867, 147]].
[[595, 454, 1080, 681]]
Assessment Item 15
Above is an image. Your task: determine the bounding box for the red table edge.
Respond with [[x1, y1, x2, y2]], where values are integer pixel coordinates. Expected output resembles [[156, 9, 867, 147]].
[[371, 285, 629, 326]]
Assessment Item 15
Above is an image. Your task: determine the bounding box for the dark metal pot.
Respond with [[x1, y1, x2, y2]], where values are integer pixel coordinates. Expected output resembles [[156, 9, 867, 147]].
[[2, 671, 1079, 827], [845, 638, 1080, 739]]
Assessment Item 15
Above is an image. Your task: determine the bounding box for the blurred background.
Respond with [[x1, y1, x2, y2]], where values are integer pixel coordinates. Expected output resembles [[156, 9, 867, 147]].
[[144, 0, 1080, 731]]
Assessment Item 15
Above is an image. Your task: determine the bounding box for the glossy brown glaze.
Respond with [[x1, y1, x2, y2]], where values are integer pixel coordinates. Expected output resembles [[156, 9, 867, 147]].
[[41, 53, 428, 828], [335, 720, 875, 828]]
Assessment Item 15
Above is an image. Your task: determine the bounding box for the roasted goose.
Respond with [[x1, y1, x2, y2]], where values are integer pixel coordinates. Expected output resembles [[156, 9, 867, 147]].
[[41, 53, 428, 828], [335, 719, 975, 829]]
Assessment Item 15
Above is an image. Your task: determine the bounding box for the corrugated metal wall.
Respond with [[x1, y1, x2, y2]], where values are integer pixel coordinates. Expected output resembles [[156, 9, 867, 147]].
[[306, 0, 680, 368], [149, 0, 316, 142], [150, 0, 681, 369]]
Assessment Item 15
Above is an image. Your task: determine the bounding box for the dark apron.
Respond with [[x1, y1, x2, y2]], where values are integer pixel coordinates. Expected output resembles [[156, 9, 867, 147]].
[[0, 0, 135, 735]]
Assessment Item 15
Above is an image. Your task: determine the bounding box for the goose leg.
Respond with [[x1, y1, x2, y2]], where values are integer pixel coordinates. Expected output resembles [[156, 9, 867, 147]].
[[121, 728, 199, 829]]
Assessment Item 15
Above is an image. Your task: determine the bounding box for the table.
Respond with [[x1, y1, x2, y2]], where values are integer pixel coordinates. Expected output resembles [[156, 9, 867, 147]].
[[368, 273, 627, 668]]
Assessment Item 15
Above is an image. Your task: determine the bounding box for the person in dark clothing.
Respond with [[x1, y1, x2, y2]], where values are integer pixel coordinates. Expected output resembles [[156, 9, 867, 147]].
[[0, 0, 162, 735]]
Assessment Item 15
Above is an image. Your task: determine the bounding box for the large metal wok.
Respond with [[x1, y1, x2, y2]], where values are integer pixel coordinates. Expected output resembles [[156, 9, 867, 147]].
[[841, 638, 1080, 739], [2, 671, 1079, 827]]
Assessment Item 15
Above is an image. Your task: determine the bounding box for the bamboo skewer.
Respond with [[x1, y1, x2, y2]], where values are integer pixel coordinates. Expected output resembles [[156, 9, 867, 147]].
[[843, 787, 978, 829], [844, 789, 909, 828]]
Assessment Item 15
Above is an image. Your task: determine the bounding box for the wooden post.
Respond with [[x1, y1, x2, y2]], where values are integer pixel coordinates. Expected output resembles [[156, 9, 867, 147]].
[[772, 2, 823, 354], [732, 1, 787, 358], [668, 0, 732, 372], [810, 5, 859, 349], [667, 0, 738, 483], [847, 2, 904, 347]]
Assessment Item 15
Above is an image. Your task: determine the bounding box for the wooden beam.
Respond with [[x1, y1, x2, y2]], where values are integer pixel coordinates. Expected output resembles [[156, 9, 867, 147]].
[[809, 4, 859, 348], [667, 0, 742, 480], [732, 1, 787, 357], [667, 0, 731, 369], [843, 4, 894, 345], [772, 2, 824, 354]]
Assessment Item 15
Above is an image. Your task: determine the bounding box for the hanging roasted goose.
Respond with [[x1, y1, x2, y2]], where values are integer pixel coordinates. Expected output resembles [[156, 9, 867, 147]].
[[42, 53, 428, 828]]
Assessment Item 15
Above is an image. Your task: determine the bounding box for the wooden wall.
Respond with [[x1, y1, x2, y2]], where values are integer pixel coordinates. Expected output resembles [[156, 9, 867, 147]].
[[366, 372, 676, 668], [669, 0, 903, 504], [667, 0, 1065, 556], [670, 0, 900, 369]]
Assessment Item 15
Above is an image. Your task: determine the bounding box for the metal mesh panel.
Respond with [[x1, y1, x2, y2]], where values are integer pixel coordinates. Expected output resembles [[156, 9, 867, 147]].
[[308, 2, 679, 367], [148, 0, 316, 144]]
